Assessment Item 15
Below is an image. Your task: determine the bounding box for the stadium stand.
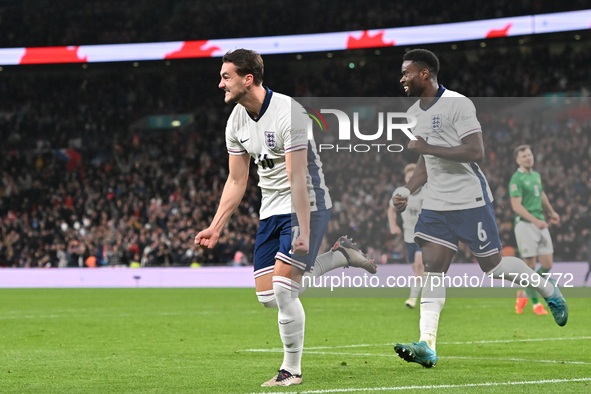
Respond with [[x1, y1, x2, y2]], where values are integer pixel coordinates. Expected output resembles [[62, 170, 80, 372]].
[[1, 0, 589, 46], [0, 2, 590, 267]]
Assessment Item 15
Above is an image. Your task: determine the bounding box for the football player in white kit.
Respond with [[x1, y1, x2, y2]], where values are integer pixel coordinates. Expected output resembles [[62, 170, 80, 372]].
[[391, 49, 568, 368], [388, 163, 425, 308], [194, 49, 376, 386]]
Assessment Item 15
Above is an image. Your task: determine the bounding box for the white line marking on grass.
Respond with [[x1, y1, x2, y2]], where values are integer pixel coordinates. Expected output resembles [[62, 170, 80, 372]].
[[443, 356, 591, 365], [439, 336, 591, 345], [243, 336, 591, 352], [253, 377, 591, 394], [242, 349, 591, 366], [301, 351, 591, 365], [303, 343, 396, 350], [305, 351, 394, 357]]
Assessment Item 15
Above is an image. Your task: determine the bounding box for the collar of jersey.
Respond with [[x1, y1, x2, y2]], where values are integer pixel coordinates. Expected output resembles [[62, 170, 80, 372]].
[[246, 87, 273, 122], [419, 85, 446, 111]]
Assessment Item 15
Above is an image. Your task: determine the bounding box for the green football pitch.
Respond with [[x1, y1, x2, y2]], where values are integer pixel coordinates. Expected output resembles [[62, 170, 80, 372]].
[[1, 288, 590, 393]]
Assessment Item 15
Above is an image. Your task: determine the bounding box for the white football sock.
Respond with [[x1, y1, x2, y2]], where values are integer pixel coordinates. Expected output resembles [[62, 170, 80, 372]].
[[409, 276, 422, 299], [256, 289, 277, 309], [300, 250, 348, 293], [273, 276, 305, 376], [310, 250, 347, 276], [488, 256, 553, 298], [419, 272, 446, 352]]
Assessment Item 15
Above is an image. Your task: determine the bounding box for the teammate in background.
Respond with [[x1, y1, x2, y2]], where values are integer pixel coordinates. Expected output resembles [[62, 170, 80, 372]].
[[510, 145, 561, 315], [388, 163, 425, 308], [194, 49, 376, 387], [392, 49, 568, 369]]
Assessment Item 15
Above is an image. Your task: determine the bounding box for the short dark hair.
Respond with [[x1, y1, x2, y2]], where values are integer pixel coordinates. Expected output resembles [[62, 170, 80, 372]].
[[513, 144, 531, 158], [403, 49, 439, 77], [222, 49, 264, 85]]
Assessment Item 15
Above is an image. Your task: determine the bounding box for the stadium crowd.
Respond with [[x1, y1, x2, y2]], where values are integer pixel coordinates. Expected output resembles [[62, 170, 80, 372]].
[[1, 0, 589, 47], [0, 2, 590, 268]]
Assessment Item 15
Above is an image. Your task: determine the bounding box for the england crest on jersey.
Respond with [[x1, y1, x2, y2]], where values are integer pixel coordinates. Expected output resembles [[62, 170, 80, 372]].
[[431, 114, 442, 131], [264, 131, 277, 150]]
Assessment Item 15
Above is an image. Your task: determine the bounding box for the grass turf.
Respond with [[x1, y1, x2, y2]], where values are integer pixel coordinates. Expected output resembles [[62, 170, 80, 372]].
[[0, 288, 590, 393]]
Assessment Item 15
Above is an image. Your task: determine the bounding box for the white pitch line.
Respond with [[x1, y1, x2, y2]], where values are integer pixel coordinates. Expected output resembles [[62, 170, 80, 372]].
[[287, 351, 591, 365], [439, 336, 591, 345], [242, 336, 591, 352], [253, 377, 591, 394], [242, 349, 591, 366], [439, 356, 591, 365], [243, 349, 591, 365]]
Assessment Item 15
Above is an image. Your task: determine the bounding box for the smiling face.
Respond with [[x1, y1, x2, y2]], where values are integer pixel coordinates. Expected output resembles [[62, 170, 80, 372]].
[[218, 61, 248, 104], [400, 60, 426, 97]]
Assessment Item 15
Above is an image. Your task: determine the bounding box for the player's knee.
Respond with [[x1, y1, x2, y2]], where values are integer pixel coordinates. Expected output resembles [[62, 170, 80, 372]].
[[256, 291, 277, 309]]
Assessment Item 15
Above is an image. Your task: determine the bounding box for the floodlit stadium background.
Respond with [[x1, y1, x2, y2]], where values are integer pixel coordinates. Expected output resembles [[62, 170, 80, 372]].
[[0, 1, 589, 275]]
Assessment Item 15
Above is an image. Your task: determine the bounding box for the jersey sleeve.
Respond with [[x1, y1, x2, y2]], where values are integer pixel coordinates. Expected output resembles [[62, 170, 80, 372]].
[[281, 98, 310, 153], [225, 119, 247, 156], [508, 173, 522, 198], [453, 97, 482, 140]]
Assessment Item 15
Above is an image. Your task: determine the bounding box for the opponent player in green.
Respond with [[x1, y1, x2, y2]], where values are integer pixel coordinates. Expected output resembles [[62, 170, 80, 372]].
[[510, 145, 560, 315]]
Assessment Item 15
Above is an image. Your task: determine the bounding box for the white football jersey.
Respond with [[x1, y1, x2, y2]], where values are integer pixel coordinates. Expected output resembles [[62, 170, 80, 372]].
[[407, 86, 493, 211], [226, 88, 332, 219], [391, 186, 425, 243]]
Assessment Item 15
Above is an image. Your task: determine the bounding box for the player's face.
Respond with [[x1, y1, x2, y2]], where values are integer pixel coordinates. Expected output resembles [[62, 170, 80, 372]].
[[219, 62, 247, 104], [516, 148, 534, 169], [400, 60, 424, 97]]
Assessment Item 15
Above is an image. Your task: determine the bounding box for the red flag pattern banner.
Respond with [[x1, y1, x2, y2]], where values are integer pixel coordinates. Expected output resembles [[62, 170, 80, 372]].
[[0, 10, 589, 65]]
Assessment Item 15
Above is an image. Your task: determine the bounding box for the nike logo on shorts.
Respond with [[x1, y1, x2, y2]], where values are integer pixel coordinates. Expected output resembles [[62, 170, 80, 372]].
[[479, 242, 491, 250], [240, 138, 250, 143]]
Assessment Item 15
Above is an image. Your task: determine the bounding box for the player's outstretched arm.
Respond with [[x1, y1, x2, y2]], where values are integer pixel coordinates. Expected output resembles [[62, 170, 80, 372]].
[[286, 148, 310, 256], [408, 133, 484, 164], [195, 154, 250, 249]]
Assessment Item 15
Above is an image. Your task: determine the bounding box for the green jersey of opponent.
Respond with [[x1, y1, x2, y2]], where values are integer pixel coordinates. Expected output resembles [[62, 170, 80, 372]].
[[509, 168, 544, 224]]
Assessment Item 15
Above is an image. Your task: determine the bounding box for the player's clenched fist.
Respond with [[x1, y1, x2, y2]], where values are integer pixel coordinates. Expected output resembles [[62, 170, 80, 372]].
[[194, 228, 220, 249], [407, 136, 429, 154], [393, 195, 408, 212], [392, 186, 410, 212], [292, 235, 310, 256]]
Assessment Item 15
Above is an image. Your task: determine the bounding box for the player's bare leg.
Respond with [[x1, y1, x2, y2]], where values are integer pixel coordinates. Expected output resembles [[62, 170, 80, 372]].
[[538, 254, 553, 271]]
